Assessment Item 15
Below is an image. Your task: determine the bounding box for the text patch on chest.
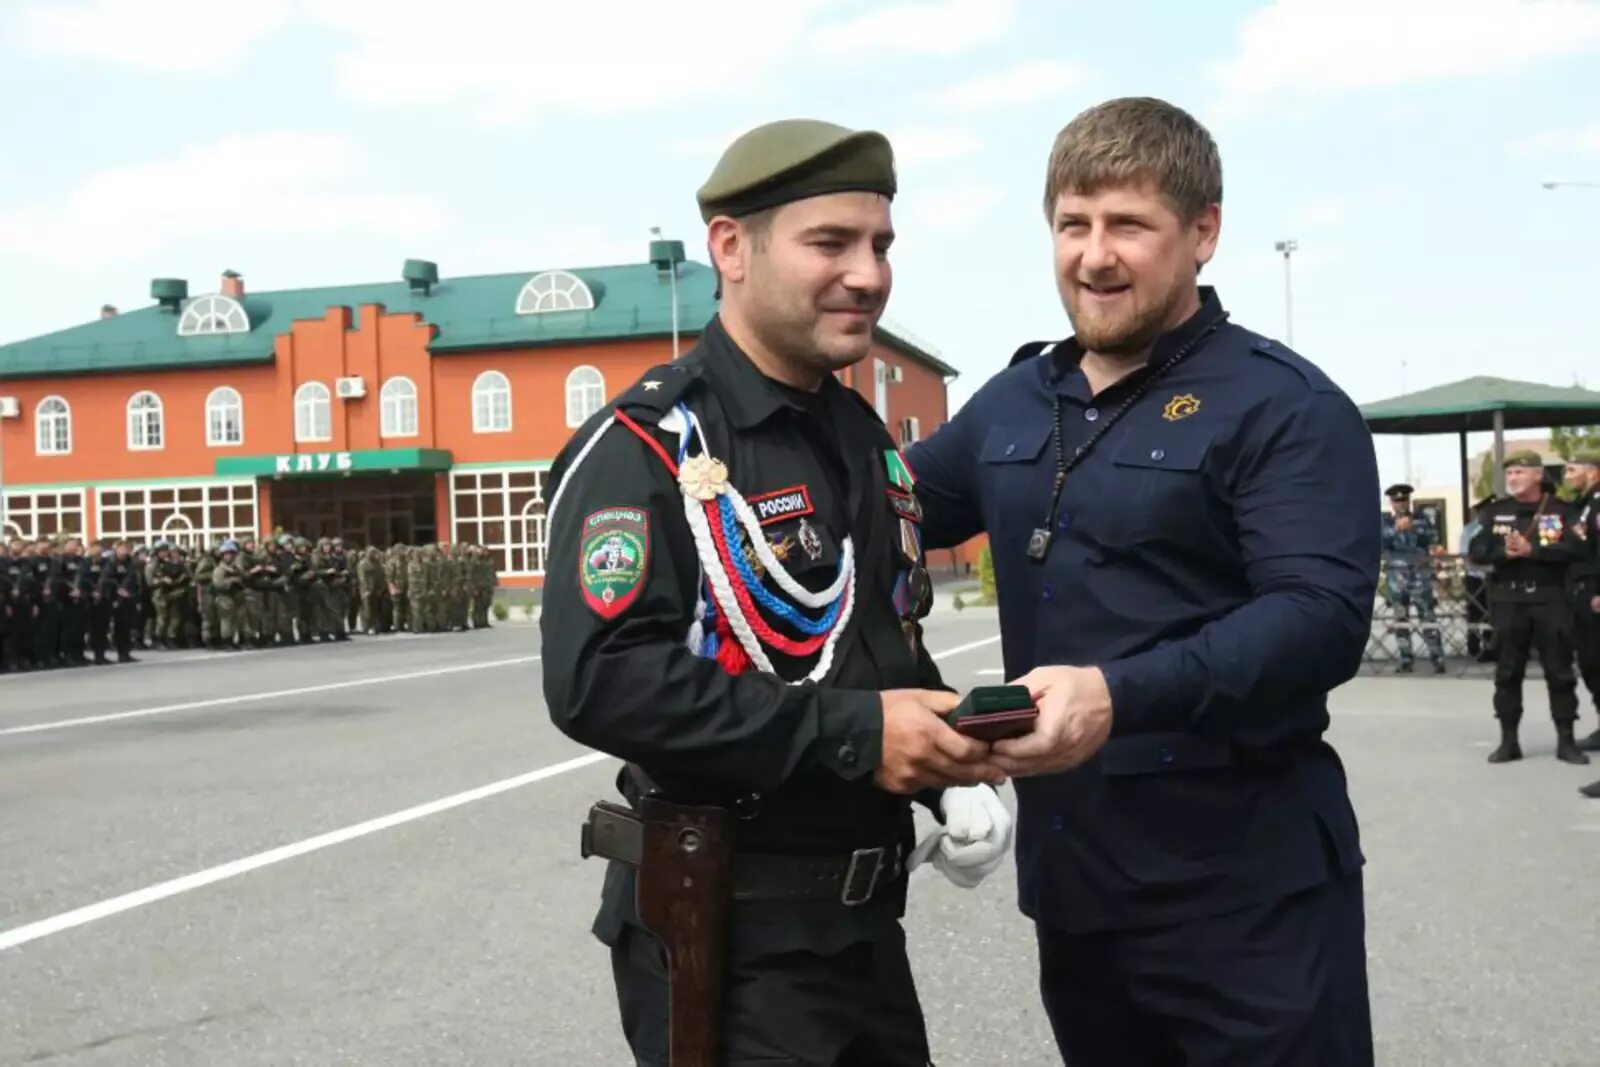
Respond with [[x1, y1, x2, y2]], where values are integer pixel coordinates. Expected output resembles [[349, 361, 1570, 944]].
[[748, 485, 815, 526]]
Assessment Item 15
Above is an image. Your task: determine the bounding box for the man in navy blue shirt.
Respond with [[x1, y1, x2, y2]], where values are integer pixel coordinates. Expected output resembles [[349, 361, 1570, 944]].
[[909, 97, 1380, 1065]]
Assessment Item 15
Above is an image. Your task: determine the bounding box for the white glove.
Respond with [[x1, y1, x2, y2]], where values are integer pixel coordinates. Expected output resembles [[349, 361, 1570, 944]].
[[908, 785, 1014, 889]]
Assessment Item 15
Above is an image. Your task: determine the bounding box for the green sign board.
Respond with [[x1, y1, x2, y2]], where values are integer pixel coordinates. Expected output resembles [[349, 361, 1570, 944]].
[[215, 447, 454, 478]]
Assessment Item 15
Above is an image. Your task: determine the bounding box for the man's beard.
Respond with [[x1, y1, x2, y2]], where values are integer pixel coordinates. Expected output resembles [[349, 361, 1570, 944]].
[[1068, 279, 1186, 357]]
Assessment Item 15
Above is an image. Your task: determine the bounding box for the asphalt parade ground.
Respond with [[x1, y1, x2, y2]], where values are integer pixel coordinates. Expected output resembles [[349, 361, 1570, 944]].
[[2, 611, 1598, 1066]]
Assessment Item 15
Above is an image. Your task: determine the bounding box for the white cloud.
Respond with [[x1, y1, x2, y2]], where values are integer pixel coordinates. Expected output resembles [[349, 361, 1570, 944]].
[[1510, 121, 1600, 158], [1210, 0, 1600, 106], [1290, 195, 1351, 230], [889, 126, 983, 165], [900, 183, 1006, 231], [15, 0, 291, 73], [940, 60, 1095, 112], [302, 0, 831, 124], [814, 0, 1016, 56], [0, 132, 444, 267]]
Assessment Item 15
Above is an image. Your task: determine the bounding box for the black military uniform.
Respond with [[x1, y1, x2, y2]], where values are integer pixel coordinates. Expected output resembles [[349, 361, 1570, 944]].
[[101, 547, 141, 663], [542, 122, 953, 1067], [27, 545, 59, 668], [1469, 451, 1588, 764], [79, 549, 111, 664], [0, 547, 15, 673], [1564, 452, 1600, 753], [52, 542, 90, 666]]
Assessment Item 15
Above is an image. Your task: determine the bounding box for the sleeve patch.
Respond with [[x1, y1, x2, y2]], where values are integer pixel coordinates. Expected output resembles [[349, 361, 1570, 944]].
[[580, 507, 650, 619]]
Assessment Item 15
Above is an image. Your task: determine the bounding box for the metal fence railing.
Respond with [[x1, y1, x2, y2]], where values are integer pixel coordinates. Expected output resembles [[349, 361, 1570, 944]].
[[1365, 554, 1497, 677]]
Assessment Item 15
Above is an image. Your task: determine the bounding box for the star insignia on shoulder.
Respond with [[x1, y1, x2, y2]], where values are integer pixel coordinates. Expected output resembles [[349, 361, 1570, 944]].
[[642, 380, 662, 392]]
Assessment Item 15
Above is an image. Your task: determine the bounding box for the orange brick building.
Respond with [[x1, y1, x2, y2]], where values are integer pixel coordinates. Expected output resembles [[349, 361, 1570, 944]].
[[0, 243, 971, 586]]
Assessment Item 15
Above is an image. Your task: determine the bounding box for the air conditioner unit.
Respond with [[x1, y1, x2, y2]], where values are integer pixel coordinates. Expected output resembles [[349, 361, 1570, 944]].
[[335, 376, 367, 399], [0, 396, 19, 418]]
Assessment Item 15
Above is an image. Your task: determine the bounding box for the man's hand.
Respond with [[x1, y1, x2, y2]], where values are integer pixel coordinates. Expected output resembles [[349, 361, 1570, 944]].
[[1396, 515, 1413, 531], [909, 784, 1013, 888], [991, 666, 1114, 777], [876, 689, 1004, 794], [1505, 531, 1532, 558], [1589, 595, 1600, 615]]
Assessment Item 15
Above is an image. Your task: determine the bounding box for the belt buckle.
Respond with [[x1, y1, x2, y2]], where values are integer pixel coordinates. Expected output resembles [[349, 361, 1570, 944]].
[[840, 847, 886, 906]]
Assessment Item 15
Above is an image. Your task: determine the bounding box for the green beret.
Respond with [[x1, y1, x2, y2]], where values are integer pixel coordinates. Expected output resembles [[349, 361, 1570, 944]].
[[1570, 452, 1600, 467], [1504, 449, 1544, 469], [696, 119, 896, 223]]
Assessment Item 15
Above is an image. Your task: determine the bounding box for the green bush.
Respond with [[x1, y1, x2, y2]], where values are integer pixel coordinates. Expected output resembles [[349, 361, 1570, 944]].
[[521, 602, 538, 621], [952, 593, 966, 612], [978, 545, 996, 605], [492, 601, 510, 621]]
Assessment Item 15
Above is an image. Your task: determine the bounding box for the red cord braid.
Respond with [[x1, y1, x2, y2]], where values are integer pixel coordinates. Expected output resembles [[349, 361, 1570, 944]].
[[702, 497, 837, 658]]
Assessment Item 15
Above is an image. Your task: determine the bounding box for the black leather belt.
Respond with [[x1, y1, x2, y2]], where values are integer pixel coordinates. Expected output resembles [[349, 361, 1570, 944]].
[[730, 846, 904, 906]]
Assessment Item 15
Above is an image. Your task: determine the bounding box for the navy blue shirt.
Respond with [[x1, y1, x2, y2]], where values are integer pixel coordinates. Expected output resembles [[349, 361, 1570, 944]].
[[909, 288, 1380, 932]]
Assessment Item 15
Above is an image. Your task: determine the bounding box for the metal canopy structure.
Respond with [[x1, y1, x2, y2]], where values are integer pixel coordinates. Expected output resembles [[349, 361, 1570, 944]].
[[1359, 376, 1600, 513]]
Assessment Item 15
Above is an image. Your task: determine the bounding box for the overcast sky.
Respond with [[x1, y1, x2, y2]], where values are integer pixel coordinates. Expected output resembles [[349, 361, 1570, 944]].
[[3, 0, 1598, 487]]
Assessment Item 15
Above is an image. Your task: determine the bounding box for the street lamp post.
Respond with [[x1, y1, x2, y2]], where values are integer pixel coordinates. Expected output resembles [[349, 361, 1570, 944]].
[[650, 226, 685, 360], [1273, 238, 1298, 346]]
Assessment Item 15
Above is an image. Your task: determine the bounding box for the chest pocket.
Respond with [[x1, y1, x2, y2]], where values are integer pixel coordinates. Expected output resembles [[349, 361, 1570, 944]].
[[1092, 428, 1216, 546], [760, 512, 839, 580], [980, 423, 1052, 467]]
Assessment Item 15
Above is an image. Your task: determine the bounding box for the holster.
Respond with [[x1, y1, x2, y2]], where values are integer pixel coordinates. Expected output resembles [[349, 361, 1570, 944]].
[[582, 794, 732, 1067]]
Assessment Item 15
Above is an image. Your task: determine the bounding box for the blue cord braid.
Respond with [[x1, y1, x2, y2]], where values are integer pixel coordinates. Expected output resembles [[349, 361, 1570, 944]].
[[717, 496, 844, 636]]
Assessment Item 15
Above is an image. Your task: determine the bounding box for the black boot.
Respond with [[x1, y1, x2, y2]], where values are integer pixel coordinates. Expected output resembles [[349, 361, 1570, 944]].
[[1580, 779, 1600, 798], [1578, 728, 1600, 753], [1488, 723, 1523, 764], [1555, 724, 1591, 766], [1397, 659, 1415, 674]]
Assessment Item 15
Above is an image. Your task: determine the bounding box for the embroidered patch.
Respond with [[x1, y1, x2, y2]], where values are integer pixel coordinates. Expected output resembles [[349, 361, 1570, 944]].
[[580, 507, 650, 619], [887, 487, 922, 523], [884, 449, 916, 491], [748, 485, 814, 526], [1162, 394, 1201, 422]]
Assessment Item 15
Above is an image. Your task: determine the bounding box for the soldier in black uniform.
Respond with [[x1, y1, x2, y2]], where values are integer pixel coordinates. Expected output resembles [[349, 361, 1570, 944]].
[[1469, 450, 1589, 764], [0, 542, 14, 674], [542, 121, 1012, 1067], [79, 547, 112, 665], [101, 540, 141, 664], [52, 537, 90, 666], [28, 540, 61, 668], [1562, 452, 1600, 753]]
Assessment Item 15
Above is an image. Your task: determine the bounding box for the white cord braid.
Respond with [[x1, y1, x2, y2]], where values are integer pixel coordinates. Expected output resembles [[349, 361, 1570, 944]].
[[543, 414, 616, 535]]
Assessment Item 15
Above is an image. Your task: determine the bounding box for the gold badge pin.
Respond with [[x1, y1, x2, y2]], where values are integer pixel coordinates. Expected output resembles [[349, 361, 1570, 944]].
[[1162, 394, 1201, 422]]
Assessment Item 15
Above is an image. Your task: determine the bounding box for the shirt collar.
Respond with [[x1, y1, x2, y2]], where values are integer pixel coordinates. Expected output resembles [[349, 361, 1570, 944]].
[[700, 314, 841, 431], [1048, 286, 1229, 393]]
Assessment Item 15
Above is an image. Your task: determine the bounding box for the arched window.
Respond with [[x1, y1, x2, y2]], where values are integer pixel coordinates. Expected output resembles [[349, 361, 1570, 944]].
[[126, 391, 164, 451], [160, 512, 196, 548], [294, 382, 332, 442], [564, 366, 605, 428], [36, 396, 71, 455], [2, 521, 23, 541], [472, 370, 512, 433], [206, 387, 243, 446], [178, 294, 249, 336], [381, 377, 418, 437], [516, 270, 595, 314]]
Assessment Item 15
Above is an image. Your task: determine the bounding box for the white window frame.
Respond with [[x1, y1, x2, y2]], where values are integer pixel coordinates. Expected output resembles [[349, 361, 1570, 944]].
[[381, 376, 419, 438], [177, 294, 249, 336], [294, 381, 332, 443], [565, 365, 605, 428], [448, 468, 549, 576], [516, 270, 596, 314], [95, 481, 257, 549], [1, 488, 87, 540], [472, 370, 512, 433], [873, 359, 889, 420], [899, 416, 921, 446], [36, 396, 71, 455], [126, 391, 164, 451], [206, 386, 244, 447]]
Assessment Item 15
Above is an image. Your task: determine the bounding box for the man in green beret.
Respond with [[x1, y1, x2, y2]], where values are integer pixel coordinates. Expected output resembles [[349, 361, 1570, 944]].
[[1469, 450, 1589, 764], [543, 119, 1011, 1065], [1562, 452, 1600, 755]]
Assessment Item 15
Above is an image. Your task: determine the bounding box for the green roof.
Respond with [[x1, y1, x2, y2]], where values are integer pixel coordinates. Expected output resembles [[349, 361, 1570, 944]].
[[0, 259, 957, 381], [1361, 376, 1600, 434]]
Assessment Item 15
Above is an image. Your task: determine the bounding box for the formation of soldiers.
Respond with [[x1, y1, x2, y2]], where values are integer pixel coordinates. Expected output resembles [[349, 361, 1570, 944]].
[[0, 534, 500, 672]]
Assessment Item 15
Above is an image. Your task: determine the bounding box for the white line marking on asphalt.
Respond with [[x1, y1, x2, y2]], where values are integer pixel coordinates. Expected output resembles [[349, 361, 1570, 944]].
[[0, 752, 611, 952], [0, 655, 543, 737], [975, 668, 1004, 675], [0, 635, 1003, 950]]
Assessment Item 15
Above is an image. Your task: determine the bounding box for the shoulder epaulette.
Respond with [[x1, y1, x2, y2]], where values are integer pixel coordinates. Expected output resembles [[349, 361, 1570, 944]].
[[612, 363, 700, 422], [1247, 336, 1337, 393], [1009, 339, 1063, 368]]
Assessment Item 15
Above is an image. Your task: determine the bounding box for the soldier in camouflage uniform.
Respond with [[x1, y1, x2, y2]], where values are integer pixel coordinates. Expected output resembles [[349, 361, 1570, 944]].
[[472, 544, 498, 628], [290, 537, 318, 642], [193, 544, 220, 649], [180, 545, 203, 648], [133, 545, 155, 648], [266, 534, 298, 645], [339, 540, 360, 634], [146, 543, 192, 649], [210, 540, 246, 648], [387, 543, 410, 632], [309, 538, 347, 641], [435, 544, 456, 631], [407, 544, 434, 633], [238, 535, 271, 647], [357, 546, 389, 635]]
